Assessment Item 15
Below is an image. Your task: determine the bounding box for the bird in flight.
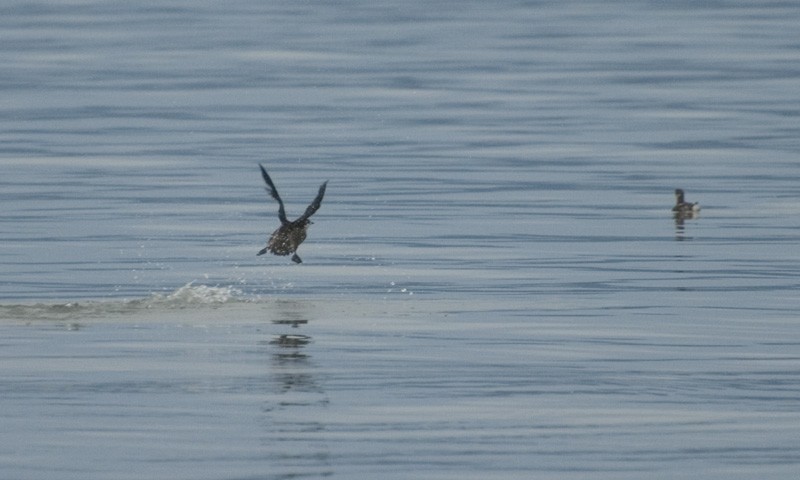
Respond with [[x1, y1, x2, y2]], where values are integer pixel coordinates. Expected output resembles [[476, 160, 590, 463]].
[[257, 164, 327, 264]]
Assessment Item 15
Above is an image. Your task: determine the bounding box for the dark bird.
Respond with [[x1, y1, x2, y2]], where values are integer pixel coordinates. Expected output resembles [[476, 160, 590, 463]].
[[672, 188, 700, 217], [257, 164, 327, 263]]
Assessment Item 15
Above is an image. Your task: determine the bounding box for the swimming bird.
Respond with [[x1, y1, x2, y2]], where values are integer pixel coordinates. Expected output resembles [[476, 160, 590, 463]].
[[672, 188, 700, 217], [257, 164, 327, 264]]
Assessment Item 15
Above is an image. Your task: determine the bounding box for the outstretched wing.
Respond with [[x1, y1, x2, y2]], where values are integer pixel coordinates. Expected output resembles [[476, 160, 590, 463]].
[[299, 181, 328, 221], [259, 164, 288, 225]]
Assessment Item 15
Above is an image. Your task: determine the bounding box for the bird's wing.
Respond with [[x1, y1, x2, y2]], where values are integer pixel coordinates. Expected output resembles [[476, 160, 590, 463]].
[[299, 181, 328, 221], [259, 164, 288, 225]]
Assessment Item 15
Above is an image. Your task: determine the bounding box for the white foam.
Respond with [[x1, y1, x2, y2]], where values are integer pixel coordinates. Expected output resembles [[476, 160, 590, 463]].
[[146, 282, 244, 307], [0, 282, 249, 322]]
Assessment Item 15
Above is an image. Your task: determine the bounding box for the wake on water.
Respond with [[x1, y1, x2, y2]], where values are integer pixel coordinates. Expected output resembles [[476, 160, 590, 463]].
[[0, 282, 250, 322]]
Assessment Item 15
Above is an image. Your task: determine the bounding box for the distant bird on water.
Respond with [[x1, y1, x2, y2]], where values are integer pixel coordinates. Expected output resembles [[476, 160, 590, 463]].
[[672, 188, 700, 217], [257, 164, 327, 264]]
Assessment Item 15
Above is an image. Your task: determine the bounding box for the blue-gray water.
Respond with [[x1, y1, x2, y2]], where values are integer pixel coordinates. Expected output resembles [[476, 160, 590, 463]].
[[2, 1, 800, 478]]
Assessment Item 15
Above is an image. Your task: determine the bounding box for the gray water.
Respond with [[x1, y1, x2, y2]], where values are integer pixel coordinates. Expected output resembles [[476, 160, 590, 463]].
[[2, 1, 800, 478]]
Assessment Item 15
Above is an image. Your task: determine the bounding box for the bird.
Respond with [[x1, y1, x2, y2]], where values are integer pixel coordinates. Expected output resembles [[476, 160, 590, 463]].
[[257, 164, 327, 264], [672, 188, 700, 217]]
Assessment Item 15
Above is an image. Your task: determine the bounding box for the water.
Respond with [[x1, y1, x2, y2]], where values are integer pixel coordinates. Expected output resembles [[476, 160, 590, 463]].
[[2, 1, 800, 478]]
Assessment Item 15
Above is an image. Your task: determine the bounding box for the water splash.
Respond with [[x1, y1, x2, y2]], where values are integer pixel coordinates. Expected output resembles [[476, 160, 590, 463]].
[[146, 282, 244, 307], [0, 282, 248, 322]]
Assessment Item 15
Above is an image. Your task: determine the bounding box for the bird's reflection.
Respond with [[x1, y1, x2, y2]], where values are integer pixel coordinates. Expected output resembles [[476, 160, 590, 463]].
[[270, 333, 311, 348], [270, 300, 309, 328], [262, 300, 319, 393], [268, 334, 311, 365], [259, 299, 332, 476], [673, 211, 698, 241]]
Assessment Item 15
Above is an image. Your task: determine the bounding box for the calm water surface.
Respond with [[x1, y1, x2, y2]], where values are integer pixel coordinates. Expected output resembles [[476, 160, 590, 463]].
[[1, 1, 800, 478]]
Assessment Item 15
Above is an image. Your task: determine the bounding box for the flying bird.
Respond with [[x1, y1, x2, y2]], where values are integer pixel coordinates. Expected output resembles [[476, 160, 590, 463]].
[[257, 164, 327, 264]]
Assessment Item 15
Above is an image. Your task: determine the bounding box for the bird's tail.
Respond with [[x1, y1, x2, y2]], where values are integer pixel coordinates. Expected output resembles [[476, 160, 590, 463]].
[[257, 247, 268, 256]]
